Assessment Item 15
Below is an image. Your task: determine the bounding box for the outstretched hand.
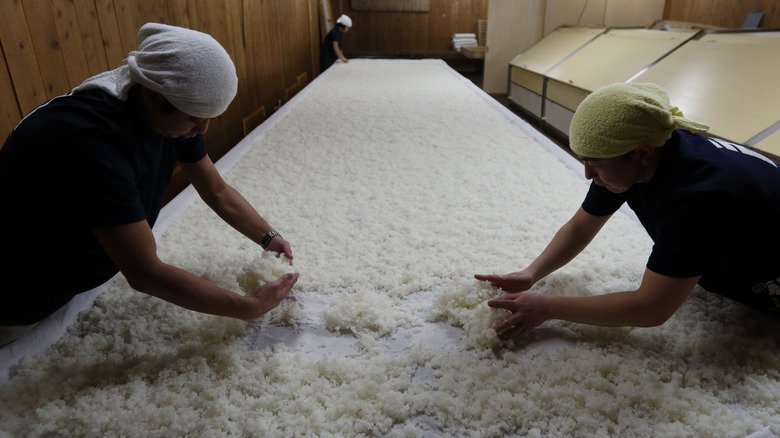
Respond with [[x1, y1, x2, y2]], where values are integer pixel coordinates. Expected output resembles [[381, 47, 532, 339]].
[[474, 271, 535, 293], [251, 272, 299, 318], [266, 236, 294, 265], [475, 271, 545, 341], [487, 293, 548, 341]]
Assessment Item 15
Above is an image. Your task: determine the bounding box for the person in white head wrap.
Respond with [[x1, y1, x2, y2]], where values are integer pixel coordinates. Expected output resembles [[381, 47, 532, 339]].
[[0, 22, 298, 347], [321, 14, 353, 71], [475, 82, 780, 338], [73, 22, 238, 119]]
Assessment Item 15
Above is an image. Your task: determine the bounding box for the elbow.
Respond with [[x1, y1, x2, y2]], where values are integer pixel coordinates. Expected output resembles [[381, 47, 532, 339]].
[[633, 305, 676, 328], [638, 313, 671, 328], [121, 260, 166, 294], [124, 271, 156, 293]]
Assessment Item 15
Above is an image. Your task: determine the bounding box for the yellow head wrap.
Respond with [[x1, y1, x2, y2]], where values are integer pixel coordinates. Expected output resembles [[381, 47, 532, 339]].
[[569, 83, 709, 158]]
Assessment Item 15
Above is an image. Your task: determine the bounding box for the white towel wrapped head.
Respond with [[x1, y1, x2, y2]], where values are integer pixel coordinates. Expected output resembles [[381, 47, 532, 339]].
[[336, 14, 353, 28], [73, 22, 238, 119], [128, 23, 238, 118]]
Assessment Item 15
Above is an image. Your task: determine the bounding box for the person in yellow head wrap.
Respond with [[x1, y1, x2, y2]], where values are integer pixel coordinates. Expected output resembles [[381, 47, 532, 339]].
[[476, 82, 780, 339]]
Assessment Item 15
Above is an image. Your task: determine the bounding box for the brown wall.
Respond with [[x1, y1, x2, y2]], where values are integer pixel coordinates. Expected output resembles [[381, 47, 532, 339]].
[[336, 0, 488, 55], [664, 0, 780, 28], [0, 0, 320, 199]]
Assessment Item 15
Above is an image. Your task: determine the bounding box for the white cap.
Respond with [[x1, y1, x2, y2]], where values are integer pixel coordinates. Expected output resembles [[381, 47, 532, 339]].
[[129, 23, 238, 119], [72, 23, 238, 119], [336, 14, 352, 28]]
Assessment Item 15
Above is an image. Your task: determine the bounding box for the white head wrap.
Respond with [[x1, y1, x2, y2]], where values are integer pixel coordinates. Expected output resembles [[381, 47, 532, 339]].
[[72, 23, 238, 119], [336, 14, 353, 28]]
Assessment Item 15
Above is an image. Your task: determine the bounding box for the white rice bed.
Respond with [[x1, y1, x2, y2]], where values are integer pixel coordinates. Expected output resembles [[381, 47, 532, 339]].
[[1, 60, 779, 437]]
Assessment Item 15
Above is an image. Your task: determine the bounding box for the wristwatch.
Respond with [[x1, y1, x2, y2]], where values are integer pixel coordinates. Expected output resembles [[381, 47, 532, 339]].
[[261, 230, 280, 249]]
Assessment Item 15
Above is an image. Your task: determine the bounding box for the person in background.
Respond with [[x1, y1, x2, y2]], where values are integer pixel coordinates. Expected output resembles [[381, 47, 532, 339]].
[[0, 23, 298, 347], [476, 82, 780, 341], [320, 14, 352, 72]]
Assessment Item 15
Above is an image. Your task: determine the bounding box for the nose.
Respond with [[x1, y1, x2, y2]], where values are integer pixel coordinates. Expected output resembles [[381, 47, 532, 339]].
[[194, 119, 210, 134], [583, 163, 595, 180]]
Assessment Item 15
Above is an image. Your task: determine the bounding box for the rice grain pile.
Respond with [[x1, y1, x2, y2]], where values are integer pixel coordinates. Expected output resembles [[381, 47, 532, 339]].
[[1, 60, 778, 438]]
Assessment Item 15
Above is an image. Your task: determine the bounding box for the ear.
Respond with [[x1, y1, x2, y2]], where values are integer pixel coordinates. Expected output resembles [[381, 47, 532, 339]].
[[139, 86, 162, 110], [635, 143, 657, 165]]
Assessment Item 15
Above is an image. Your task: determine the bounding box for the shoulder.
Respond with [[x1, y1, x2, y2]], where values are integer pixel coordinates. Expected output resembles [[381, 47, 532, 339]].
[[15, 89, 133, 137], [671, 129, 777, 171], [5, 89, 148, 167], [582, 182, 624, 216]]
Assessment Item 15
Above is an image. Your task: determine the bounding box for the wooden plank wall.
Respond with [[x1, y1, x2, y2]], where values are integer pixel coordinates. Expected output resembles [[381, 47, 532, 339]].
[[664, 0, 780, 28], [336, 0, 489, 55], [349, 0, 430, 12], [0, 0, 320, 200]]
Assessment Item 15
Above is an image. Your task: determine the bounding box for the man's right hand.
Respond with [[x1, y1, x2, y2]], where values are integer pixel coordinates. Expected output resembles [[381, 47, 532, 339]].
[[250, 273, 299, 319], [474, 271, 535, 293]]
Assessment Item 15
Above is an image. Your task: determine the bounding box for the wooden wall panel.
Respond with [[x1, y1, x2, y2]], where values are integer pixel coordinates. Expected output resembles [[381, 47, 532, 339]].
[[244, 0, 285, 116], [50, 0, 94, 88], [308, 0, 321, 77], [664, 0, 780, 29], [338, 0, 488, 53], [70, 0, 111, 77], [351, 0, 430, 12], [280, 0, 313, 97], [0, 1, 47, 115], [94, 0, 126, 68], [165, 0, 191, 27], [113, 0, 145, 57], [22, 0, 72, 99], [0, 44, 21, 142]]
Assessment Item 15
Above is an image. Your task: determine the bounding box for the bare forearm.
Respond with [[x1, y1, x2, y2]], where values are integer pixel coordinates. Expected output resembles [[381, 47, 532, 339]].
[[334, 45, 347, 62], [129, 263, 260, 320], [538, 270, 699, 328], [201, 185, 273, 246], [540, 292, 664, 327], [526, 216, 604, 281]]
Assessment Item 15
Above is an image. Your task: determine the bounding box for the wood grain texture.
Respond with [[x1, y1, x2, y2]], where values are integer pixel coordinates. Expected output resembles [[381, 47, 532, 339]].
[[339, 0, 488, 53], [665, 0, 780, 29], [0, 1, 47, 115], [350, 0, 430, 12], [50, 0, 93, 87], [0, 44, 22, 143], [22, 0, 72, 99]]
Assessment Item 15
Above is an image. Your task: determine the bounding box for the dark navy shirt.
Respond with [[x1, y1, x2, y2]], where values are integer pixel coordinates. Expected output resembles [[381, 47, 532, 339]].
[[0, 89, 207, 324], [320, 26, 344, 71], [582, 130, 780, 311]]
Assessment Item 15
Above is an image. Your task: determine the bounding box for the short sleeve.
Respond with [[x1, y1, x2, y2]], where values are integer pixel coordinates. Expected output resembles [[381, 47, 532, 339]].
[[581, 182, 625, 216], [177, 134, 207, 163], [646, 191, 735, 278], [70, 139, 146, 227]]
